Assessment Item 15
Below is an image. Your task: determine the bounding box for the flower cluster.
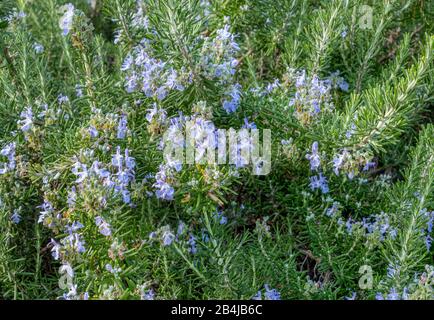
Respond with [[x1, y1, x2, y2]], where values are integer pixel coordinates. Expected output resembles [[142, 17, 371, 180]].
[[252, 284, 281, 300], [153, 164, 175, 201], [199, 24, 242, 113], [59, 3, 75, 36], [131, 1, 149, 30], [11, 209, 21, 224], [212, 210, 228, 225], [148, 220, 206, 256], [286, 70, 334, 125], [49, 221, 86, 261], [0, 142, 16, 175], [305, 142, 329, 194], [327, 71, 349, 92], [95, 216, 112, 237], [421, 209, 434, 250], [152, 111, 258, 199], [121, 39, 190, 99], [149, 225, 176, 246], [373, 264, 434, 300], [306, 141, 321, 171], [82, 108, 129, 149], [18, 107, 34, 133], [199, 24, 240, 83], [38, 199, 61, 229], [375, 287, 407, 300], [309, 173, 329, 194], [332, 148, 376, 179], [222, 83, 242, 113], [70, 147, 135, 206], [325, 204, 398, 241]]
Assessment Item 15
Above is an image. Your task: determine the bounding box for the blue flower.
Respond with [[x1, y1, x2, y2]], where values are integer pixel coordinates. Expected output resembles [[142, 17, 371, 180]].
[[72, 161, 88, 183], [252, 291, 262, 300], [121, 55, 133, 71], [326, 202, 340, 217], [222, 83, 242, 113], [200, 24, 239, 83], [338, 79, 349, 91], [33, 43, 44, 54], [57, 94, 69, 104], [95, 216, 112, 236], [332, 150, 349, 176], [153, 166, 175, 201], [306, 141, 320, 171], [121, 189, 131, 204], [424, 228, 433, 249], [131, 3, 149, 30], [162, 230, 175, 246], [111, 146, 124, 168], [265, 79, 280, 93], [50, 239, 61, 260], [0, 142, 16, 174], [387, 287, 400, 300], [121, 40, 186, 99], [290, 70, 333, 120], [345, 219, 353, 234], [59, 4, 75, 36], [177, 221, 186, 236], [345, 292, 356, 300], [264, 284, 281, 300], [67, 187, 77, 208], [11, 210, 21, 224], [75, 84, 83, 97], [105, 263, 121, 274], [188, 234, 197, 254], [88, 126, 98, 138], [141, 289, 155, 300], [328, 71, 349, 92], [62, 232, 86, 254], [213, 210, 228, 225], [375, 292, 384, 300], [65, 221, 84, 234], [37, 199, 55, 224], [242, 117, 257, 129], [309, 173, 329, 194], [117, 115, 128, 139]]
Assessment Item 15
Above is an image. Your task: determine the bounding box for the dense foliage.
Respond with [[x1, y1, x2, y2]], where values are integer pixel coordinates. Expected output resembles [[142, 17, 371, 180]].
[[0, 0, 433, 300]]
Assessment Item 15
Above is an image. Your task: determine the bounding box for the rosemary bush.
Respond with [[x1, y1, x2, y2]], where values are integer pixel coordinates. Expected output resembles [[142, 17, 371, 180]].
[[0, 0, 433, 300]]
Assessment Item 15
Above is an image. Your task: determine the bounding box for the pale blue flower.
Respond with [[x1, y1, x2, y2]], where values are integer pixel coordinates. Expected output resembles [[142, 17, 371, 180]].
[[141, 289, 155, 300], [117, 115, 128, 139], [59, 4, 75, 36], [95, 216, 112, 236], [345, 292, 356, 300], [75, 84, 83, 97], [223, 83, 242, 113], [58, 94, 69, 104], [264, 284, 281, 300], [33, 43, 44, 54], [50, 238, 61, 260], [88, 126, 98, 138], [0, 142, 16, 174], [11, 210, 21, 224], [306, 141, 320, 171], [162, 230, 175, 246], [188, 234, 197, 254], [242, 117, 256, 129], [309, 173, 329, 193]]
